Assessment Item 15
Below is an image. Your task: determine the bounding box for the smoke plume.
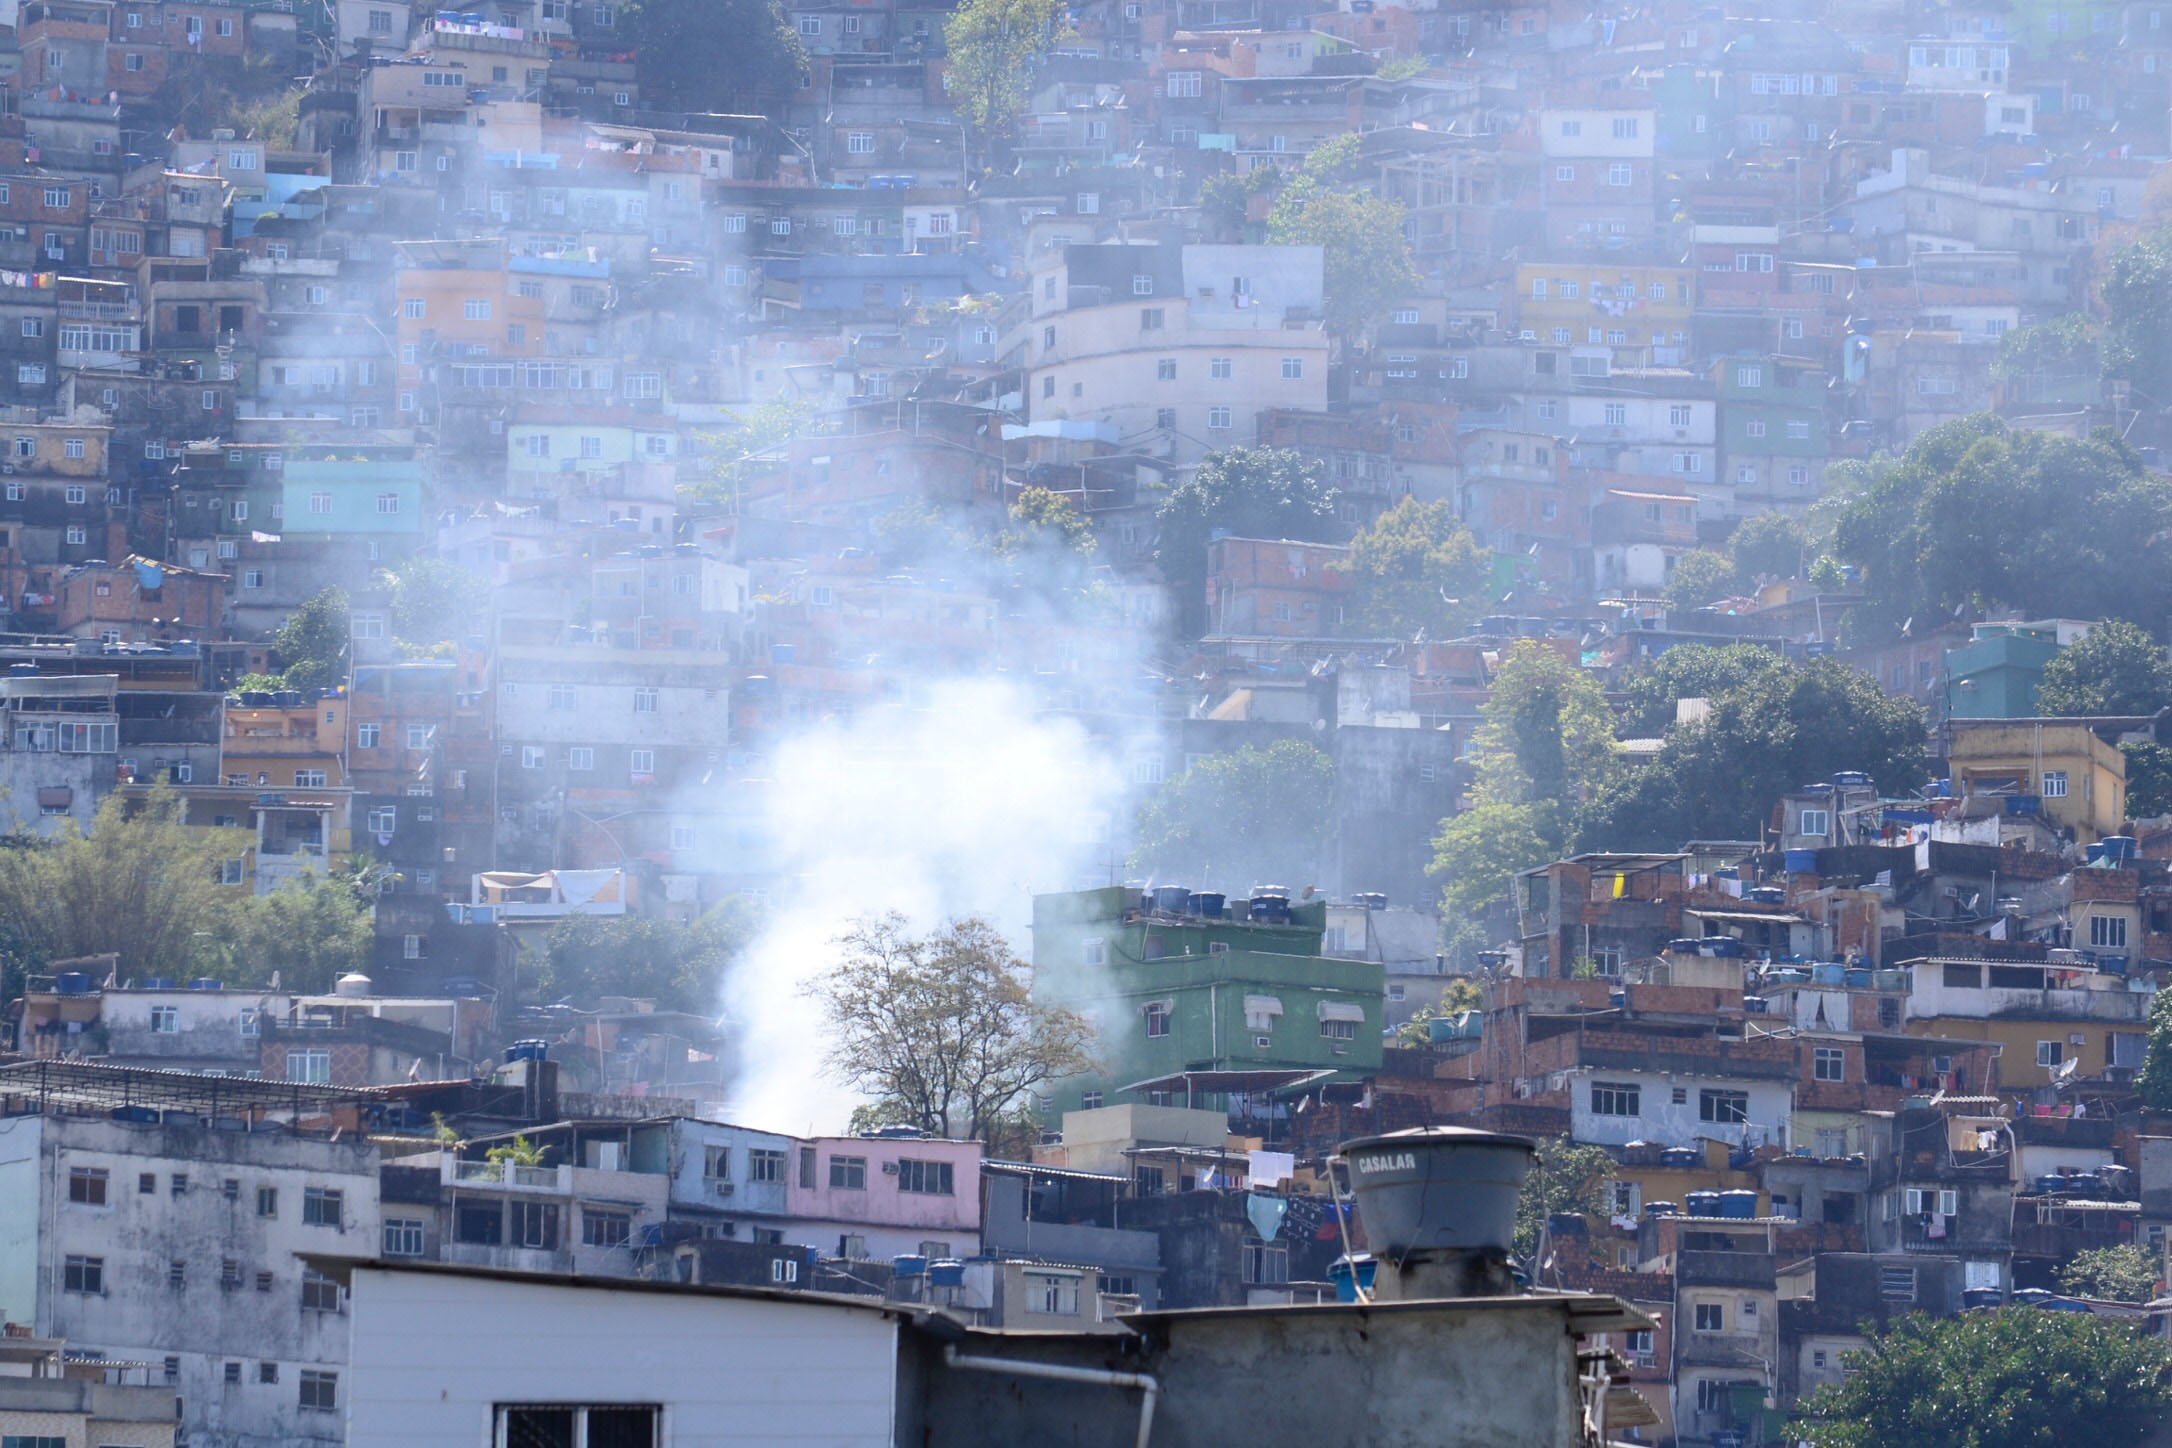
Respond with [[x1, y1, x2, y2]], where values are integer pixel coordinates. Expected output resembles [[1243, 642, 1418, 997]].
[[717, 676, 1133, 1134]]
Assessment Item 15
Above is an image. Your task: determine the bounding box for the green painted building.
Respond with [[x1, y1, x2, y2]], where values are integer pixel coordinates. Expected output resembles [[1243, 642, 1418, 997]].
[[279, 445, 426, 548], [1944, 623, 2061, 719], [1032, 886, 1384, 1115]]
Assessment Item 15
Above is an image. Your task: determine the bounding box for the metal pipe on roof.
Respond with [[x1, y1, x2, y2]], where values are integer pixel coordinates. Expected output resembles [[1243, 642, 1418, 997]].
[[942, 1346, 1159, 1448]]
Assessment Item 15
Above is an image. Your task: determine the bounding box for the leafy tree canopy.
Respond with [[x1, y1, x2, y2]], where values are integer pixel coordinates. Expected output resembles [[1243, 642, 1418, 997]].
[[2104, 226, 2172, 409], [1827, 417, 2172, 643], [1471, 640, 1618, 825], [1663, 549, 1741, 613], [1429, 800, 1553, 929], [1514, 1135, 1615, 1259], [2135, 982, 2172, 1113], [1266, 138, 1419, 338], [942, 0, 1069, 143], [271, 587, 350, 695], [1730, 512, 1808, 585], [2059, 1245, 2162, 1302], [532, 905, 757, 1017], [1154, 446, 1338, 631], [1340, 496, 1490, 640], [2036, 620, 2172, 717], [386, 556, 489, 648], [807, 913, 1096, 1141], [1795, 1308, 2172, 1448], [1131, 739, 1335, 894], [1992, 312, 2098, 383], [2126, 740, 2172, 820], [1616, 642, 1792, 738], [624, 0, 805, 115], [1581, 654, 1927, 850]]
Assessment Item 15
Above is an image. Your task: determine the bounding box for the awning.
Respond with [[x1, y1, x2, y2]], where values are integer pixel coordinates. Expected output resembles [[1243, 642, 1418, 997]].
[[36, 787, 71, 810], [1137, 998, 1173, 1015], [1242, 995, 1284, 1017], [1316, 1000, 1366, 1023]]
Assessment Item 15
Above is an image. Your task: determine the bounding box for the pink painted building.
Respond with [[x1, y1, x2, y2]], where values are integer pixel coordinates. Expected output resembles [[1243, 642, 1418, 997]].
[[785, 1134, 984, 1262]]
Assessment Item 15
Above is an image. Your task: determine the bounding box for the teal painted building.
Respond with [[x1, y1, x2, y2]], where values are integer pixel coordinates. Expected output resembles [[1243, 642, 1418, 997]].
[[1032, 886, 1384, 1115], [1944, 623, 2061, 718], [1651, 65, 1733, 163], [279, 446, 426, 546]]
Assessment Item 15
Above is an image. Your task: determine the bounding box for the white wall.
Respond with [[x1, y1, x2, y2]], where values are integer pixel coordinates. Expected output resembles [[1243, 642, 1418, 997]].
[[1568, 1069, 1793, 1151], [345, 1267, 901, 1448]]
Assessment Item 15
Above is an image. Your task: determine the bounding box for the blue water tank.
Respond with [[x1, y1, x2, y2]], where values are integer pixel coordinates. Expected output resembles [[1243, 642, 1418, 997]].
[[1685, 1191, 1723, 1217], [1329, 1255, 1377, 1303], [54, 972, 91, 995], [928, 1259, 964, 1287], [1811, 963, 1846, 986], [142, 978, 175, 990], [1644, 1201, 1679, 1218], [504, 1039, 549, 1063], [1719, 1190, 1758, 1219], [1189, 892, 1226, 918], [2102, 835, 2138, 863], [188, 978, 223, 991], [1844, 968, 1873, 989], [1784, 849, 1819, 873], [892, 1254, 927, 1278]]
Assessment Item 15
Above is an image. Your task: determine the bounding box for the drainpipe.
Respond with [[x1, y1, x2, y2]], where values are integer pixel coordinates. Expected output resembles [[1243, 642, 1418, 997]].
[[943, 1344, 1159, 1448]]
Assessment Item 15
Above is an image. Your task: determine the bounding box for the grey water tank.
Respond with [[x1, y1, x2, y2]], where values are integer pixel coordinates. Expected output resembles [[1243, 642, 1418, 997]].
[[1338, 1126, 1535, 1298]]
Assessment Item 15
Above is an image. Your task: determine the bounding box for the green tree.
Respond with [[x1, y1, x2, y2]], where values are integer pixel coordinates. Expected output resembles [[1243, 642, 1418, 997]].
[[1581, 656, 1928, 850], [2036, 620, 2172, 716], [1428, 800, 1552, 928], [2136, 983, 2172, 1113], [690, 399, 818, 509], [1828, 418, 2172, 642], [1616, 642, 1791, 738], [1393, 975, 1482, 1046], [2125, 740, 2172, 819], [1131, 740, 1335, 893], [1795, 1309, 2172, 1448], [0, 788, 244, 980], [1154, 446, 1338, 634], [273, 587, 350, 695], [1340, 497, 1490, 639], [1471, 641, 1618, 826], [225, 869, 374, 994], [623, 0, 805, 115], [531, 906, 756, 1016], [807, 914, 1097, 1141], [1663, 549, 1741, 612], [942, 0, 1069, 155], [1514, 1135, 1615, 1259], [1003, 485, 1097, 556], [387, 557, 489, 647], [2104, 226, 2172, 412], [2060, 1245, 2162, 1302], [1730, 512, 1808, 584], [1992, 312, 2097, 385], [1266, 168, 1419, 340]]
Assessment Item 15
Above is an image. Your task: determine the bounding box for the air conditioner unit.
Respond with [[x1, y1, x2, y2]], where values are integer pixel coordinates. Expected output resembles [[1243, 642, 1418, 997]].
[[713, 1181, 734, 1197], [1253, 1034, 1272, 1049], [882, 1161, 901, 1175], [2070, 1033, 2086, 1046]]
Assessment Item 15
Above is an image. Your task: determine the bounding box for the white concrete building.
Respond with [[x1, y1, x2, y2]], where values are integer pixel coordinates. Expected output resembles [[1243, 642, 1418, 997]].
[[0, 1101, 382, 1448], [1568, 1067, 1795, 1152]]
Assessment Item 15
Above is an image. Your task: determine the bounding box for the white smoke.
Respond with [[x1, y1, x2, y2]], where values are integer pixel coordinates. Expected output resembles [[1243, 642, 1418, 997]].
[[717, 676, 1134, 1135]]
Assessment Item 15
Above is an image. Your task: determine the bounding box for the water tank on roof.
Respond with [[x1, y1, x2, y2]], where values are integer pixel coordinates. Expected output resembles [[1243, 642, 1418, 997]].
[[142, 978, 175, 990], [1684, 1191, 1723, 1217], [928, 1259, 964, 1287], [333, 972, 373, 998], [6, 662, 35, 676], [187, 978, 222, 991], [1354, 892, 1388, 910], [1152, 885, 1191, 914], [1189, 892, 1226, 918], [54, 972, 91, 995], [892, 1254, 927, 1278], [1718, 1190, 1759, 1219]]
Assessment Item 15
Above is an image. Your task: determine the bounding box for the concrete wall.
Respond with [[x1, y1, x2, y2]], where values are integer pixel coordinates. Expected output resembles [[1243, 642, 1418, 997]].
[[913, 1298, 1592, 1448], [7, 1114, 380, 1448], [1569, 1067, 1794, 1151], [344, 1267, 902, 1448]]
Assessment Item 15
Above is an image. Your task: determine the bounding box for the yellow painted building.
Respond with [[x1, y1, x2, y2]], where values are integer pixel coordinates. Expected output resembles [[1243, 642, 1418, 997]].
[[1946, 719, 2126, 840], [1513, 263, 1694, 368], [221, 696, 347, 790]]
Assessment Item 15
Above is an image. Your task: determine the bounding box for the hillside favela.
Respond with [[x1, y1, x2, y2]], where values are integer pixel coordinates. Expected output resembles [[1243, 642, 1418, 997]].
[[13, 0, 2172, 1443]]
